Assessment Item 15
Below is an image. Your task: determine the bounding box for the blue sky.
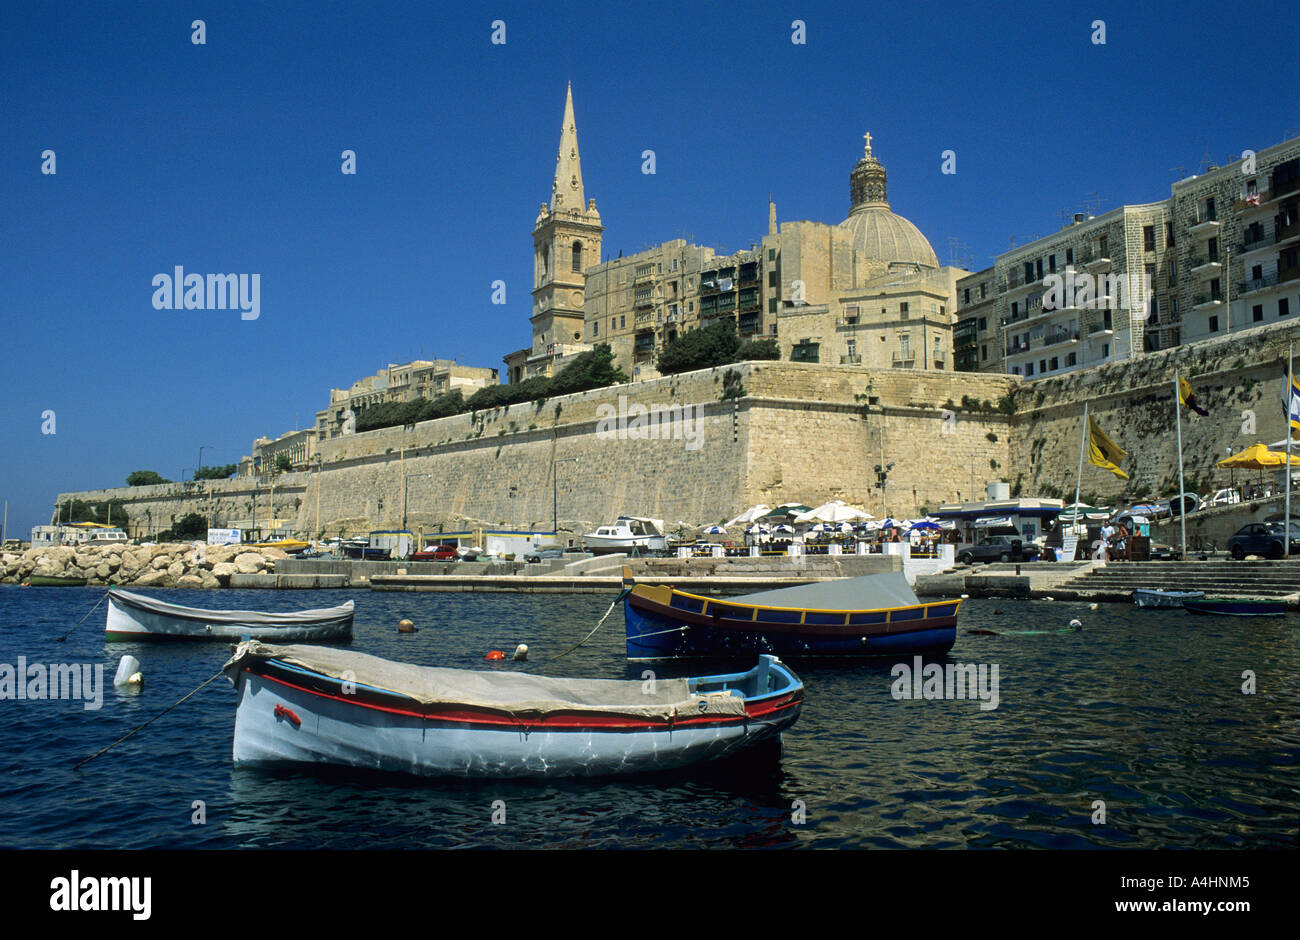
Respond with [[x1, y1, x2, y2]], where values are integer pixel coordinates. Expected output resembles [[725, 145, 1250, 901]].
[[2, 0, 1297, 537]]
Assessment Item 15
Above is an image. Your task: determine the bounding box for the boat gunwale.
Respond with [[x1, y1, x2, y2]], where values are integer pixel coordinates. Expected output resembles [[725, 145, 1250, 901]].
[[108, 588, 354, 624], [238, 659, 802, 730], [633, 582, 956, 616]]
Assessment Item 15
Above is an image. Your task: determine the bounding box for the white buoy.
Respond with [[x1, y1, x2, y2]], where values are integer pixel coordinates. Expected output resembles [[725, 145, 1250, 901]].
[[513, 643, 528, 662], [1088, 603, 1099, 610], [1069, 618, 1082, 630], [1044, 596, 1054, 602], [114, 655, 143, 686], [960, 594, 970, 600]]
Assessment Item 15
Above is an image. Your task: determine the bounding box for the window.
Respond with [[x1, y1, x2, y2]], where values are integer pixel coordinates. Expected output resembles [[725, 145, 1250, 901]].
[[541, 245, 549, 278], [1035, 259, 1043, 279], [657, 263, 662, 274], [963, 288, 970, 304], [1143, 226, 1155, 251], [900, 302, 909, 319], [1024, 261, 1034, 282], [768, 271, 778, 288], [1040, 359, 1047, 373], [1011, 301, 1019, 318], [620, 315, 625, 329], [1066, 247, 1074, 265], [572, 241, 583, 272], [1049, 254, 1057, 274], [768, 249, 776, 261], [980, 283, 987, 299], [1253, 304, 1264, 322], [978, 317, 987, 331], [791, 342, 820, 363], [1205, 197, 1216, 221], [900, 335, 910, 359], [1208, 236, 1218, 261], [768, 298, 777, 313], [1102, 343, 1110, 357], [593, 322, 599, 336], [1209, 315, 1219, 332], [671, 258, 679, 271], [1166, 221, 1174, 247], [1026, 362, 1034, 376], [1050, 357, 1058, 370], [1067, 352, 1076, 366], [1282, 298, 1291, 317], [981, 344, 988, 361], [1099, 235, 1108, 257], [688, 301, 694, 313]]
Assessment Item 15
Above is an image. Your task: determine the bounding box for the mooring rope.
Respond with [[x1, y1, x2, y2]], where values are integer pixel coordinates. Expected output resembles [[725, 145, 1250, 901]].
[[55, 591, 110, 642], [547, 586, 632, 661], [73, 668, 226, 771]]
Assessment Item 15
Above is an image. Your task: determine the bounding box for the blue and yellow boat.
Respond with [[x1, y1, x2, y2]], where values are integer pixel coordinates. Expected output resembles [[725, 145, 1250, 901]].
[[623, 571, 960, 661]]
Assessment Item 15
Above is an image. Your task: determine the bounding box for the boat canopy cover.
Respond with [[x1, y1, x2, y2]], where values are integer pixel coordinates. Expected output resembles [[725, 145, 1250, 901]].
[[109, 589, 354, 624], [224, 641, 747, 720], [732, 572, 920, 611]]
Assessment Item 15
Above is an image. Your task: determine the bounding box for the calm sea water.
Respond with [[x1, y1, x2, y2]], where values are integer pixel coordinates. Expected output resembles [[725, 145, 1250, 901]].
[[0, 585, 1295, 849]]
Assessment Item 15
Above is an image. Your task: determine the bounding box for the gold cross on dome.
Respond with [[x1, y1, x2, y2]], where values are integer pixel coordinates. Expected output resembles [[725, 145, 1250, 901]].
[[863, 131, 873, 156]]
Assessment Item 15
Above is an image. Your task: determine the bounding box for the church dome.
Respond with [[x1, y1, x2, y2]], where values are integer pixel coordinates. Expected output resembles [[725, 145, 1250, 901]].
[[839, 134, 939, 271]]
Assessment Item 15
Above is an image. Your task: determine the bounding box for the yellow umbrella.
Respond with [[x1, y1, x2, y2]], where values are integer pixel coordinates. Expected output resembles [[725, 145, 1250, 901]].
[[1218, 443, 1300, 470]]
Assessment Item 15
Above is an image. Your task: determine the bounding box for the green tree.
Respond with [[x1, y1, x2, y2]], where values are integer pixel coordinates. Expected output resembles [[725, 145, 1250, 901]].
[[172, 512, 208, 540], [194, 464, 237, 480], [126, 470, 169, 486], [274, 453, 293, 472], [55, 498, 130, 532], [549, 344, 628, 395], [656, 321, 741, 375], [735, 338, 780, 361]]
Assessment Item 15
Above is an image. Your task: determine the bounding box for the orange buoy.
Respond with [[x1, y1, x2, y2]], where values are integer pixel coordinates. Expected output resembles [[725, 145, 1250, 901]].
[[485, 650, 505, 661]]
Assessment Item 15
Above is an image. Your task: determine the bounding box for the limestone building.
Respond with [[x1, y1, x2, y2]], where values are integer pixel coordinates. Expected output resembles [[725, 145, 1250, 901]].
[[313, 359, 498, 440], [505, 93, 966, 380], [956, 133, 1300, 379]]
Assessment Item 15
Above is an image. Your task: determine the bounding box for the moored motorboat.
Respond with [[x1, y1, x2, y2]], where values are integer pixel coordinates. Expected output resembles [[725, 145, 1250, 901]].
[[582, 516, 668, 554], [623, 570, 959, 660], [222, 641, 803, 778], [105, 589, 354, 641], [1181, 598, 1287, 617], [1132, 588, 1205, 609]]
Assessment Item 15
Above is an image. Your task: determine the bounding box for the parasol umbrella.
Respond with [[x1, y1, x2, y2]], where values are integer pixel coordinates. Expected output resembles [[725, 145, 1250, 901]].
[[702, 524, 727, 535], [910, 521, 940, 531], [725, 505, 771, 527], [1218, 443, 1300, 469], [773, 524, 796, 535]]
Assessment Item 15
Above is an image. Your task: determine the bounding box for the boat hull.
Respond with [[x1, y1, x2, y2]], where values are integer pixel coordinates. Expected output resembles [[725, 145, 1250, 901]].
[[230, 657, 802, 778], [1132, 589, 1205, 609], [105, 590, 354, 642], [624, 584, 958, 660], [1182, 599, 1287, 617], [27, 576, 88, 587]]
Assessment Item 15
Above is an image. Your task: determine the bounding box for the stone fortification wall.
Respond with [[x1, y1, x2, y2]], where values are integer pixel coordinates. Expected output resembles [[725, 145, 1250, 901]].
[[57, 362, 1020, 537], [1010, 324, 1300, 506]]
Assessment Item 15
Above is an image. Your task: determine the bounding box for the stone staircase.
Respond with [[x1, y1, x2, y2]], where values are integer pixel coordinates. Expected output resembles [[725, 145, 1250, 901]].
[[1056, 559, 1300, 600]]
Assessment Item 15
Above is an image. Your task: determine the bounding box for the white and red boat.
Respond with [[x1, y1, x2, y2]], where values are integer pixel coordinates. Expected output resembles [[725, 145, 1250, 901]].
[[106, 589, 354, 642], [222, 641, 803, 778]]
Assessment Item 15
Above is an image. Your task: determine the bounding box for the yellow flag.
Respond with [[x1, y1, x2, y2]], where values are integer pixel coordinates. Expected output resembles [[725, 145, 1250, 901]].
[[1087, 416, 1129, 479]]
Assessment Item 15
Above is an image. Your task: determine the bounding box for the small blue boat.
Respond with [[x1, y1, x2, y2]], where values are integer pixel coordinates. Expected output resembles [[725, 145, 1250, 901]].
[[1132, 588, 1205, 609], [1182, 598, 1287, 617], [623, 571, 959, 661]]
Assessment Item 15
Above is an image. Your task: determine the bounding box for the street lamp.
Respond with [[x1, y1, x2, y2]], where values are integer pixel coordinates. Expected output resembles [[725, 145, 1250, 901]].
[[198, 445, 213, 479]]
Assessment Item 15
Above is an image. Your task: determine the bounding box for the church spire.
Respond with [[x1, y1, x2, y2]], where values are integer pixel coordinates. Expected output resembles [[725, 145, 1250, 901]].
[[551, 83, 585, 211]]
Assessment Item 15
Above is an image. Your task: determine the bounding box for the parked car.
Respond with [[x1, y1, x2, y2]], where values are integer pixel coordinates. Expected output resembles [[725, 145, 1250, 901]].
[[1207, 488, 1242, 507], [411, 544, 459, 561], [524, 545, 565, 563], [956, 535, 1042, 565], [1227, 521, 1300, 559]]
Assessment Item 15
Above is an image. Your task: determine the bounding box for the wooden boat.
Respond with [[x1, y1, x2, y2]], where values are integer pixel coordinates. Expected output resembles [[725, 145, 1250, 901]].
[[1182, 598, 1287, 617], [248, 538, 310, 554], [223, 641, 803, 778], [27, 575, 88, 587], [1132, 588, 1205, 609], [623, 570, 959, 660], [105, 589, 354, 641]]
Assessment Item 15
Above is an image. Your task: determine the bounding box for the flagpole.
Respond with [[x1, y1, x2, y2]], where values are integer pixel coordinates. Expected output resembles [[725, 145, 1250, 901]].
[[1287, 340, 1294, 558], [1073, 402, 1087, 537], [1175, 368, 1186, 560]]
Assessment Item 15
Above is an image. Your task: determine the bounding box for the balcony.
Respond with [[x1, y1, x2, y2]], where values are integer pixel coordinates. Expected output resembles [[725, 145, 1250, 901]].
[[840, 354, 862, 364], [1188, 213, 1220, 235], [1239, 273, 1280, 295], [634, 311, 654, 326], [1239, 232, 1276, 255], [1189, 256, 1222, 276], [1192, 293, 1223, 310], [1040, 329, 1081, 350], [1084, 254, 1111, 273], [633, 269, 654, 285], [836, 317, 860, 328], [891, 351, 915, 365]]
